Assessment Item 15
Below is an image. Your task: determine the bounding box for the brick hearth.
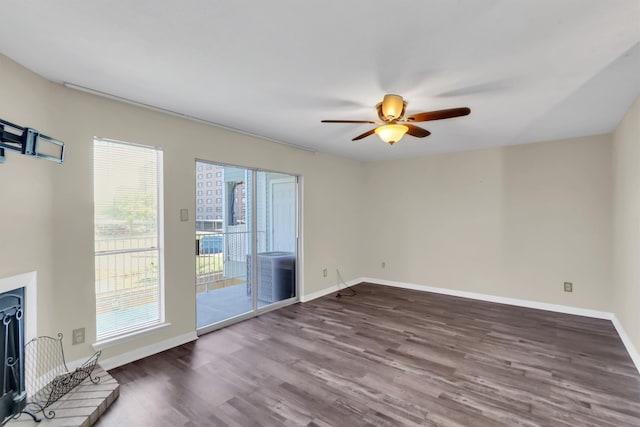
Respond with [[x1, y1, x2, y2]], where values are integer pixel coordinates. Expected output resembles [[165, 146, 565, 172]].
[[8, 367, 119, 427]]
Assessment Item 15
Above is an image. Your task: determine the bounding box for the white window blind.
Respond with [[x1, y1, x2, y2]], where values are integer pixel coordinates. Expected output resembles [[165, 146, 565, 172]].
[[93, 138, 163, 340]]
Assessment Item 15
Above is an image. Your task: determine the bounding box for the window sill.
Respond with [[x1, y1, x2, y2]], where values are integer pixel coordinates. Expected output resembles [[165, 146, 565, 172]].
[[92, 322, 171, 351]]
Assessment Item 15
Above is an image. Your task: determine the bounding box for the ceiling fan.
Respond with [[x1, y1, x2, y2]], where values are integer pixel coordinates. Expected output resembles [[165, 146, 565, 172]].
[[321, 94, 470, 145]]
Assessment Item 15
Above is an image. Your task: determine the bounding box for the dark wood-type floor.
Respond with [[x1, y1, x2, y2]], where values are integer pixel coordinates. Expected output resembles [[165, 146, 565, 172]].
[[96, 283, 640, 426]]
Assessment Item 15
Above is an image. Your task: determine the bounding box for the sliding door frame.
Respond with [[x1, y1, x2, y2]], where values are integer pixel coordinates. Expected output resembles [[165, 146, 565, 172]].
[[195, 159, 301, 336]]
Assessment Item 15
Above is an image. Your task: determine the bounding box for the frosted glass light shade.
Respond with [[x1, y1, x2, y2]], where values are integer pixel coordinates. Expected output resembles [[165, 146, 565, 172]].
[[375, 124, 408, 145], [381, 94, 405, 119]]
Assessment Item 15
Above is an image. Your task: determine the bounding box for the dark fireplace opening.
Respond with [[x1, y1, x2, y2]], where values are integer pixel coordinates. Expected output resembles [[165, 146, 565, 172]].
[[0, 288, 26, 425]]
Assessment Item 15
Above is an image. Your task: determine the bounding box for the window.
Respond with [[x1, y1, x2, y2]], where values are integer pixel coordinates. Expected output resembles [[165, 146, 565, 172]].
[[206, 207, 213, 212], [206, 164, 213, 170], [216, 172, 222, 177], [216, 180, 222, 186], [216, 198, 222, 203], [206, 173, 212, 178], [197, 182, 203, 188], [197, 174, 203, 179], [206, 190, 213, 195], [197, 191, 203, 196], [198, 199, 203, 204], [197, 165, 203, 171], [207, 182, 212, 187], [216, 189, 222, 195], [93, 138, 164, 341], [207, 198, 212, 204]]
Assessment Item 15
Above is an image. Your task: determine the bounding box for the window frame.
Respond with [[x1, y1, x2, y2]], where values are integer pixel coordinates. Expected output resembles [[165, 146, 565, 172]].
[[92, 137, 167, 348]]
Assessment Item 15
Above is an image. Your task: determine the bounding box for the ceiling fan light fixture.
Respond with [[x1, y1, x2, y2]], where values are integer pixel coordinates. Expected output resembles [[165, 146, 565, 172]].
[[375, 124, 408, 145], [380, 94, 406, 120], [321, 94, 469, 145]]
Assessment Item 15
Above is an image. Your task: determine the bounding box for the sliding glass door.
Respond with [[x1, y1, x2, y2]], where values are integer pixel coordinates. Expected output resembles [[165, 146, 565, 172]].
[[195, 162, 298, 331], [195, 164, 253, 328]]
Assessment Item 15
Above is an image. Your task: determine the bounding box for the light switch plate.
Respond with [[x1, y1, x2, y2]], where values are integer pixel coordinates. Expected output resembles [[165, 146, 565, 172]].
[[180, 209, 188, 222]]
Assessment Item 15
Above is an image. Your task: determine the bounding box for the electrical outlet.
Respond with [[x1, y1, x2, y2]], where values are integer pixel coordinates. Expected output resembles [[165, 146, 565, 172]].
[[381, 261, 386, 269], [323, 268, 327, 277], [72, 327, 85, 345], [564, 282, 573, 292]]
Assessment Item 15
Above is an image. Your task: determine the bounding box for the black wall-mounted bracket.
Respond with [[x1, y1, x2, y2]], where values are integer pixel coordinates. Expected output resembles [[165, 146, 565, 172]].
[[0, 118, 65, 164]]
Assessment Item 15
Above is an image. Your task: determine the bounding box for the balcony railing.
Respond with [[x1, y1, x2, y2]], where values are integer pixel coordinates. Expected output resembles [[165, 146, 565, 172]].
[[95, 228, 263, 302], [95, 235, 159, 298], [94, 234, 160, 337], [196, 227, 265, 293]]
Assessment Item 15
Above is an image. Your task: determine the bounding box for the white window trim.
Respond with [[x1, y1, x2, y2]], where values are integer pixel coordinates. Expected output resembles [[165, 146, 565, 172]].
[[94, 137, 166, 342], [93, 322, 171, 351]]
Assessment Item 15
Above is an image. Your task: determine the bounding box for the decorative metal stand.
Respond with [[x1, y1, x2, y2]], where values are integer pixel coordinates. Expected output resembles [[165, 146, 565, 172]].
[[22, 334, 101, 421]]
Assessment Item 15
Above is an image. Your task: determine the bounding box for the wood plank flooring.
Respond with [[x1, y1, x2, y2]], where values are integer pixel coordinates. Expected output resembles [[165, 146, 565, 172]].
[[95, 283, 640, 426]]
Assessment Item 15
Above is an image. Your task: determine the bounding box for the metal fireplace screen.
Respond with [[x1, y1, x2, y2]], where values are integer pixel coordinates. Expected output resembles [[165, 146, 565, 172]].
[[0, 291, 26, 426]]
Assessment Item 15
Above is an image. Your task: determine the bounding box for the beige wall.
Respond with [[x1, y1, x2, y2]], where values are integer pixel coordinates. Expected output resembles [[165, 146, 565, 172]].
[[363, 135, 613, 311], [0, 56, 58, 342], [612, 95, 640, 354], [0, 55, 366, 361], [2, 50, 635, 366]]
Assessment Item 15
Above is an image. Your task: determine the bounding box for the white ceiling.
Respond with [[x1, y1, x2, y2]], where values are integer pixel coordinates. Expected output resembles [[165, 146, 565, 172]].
[[0, 0, 639, 162]]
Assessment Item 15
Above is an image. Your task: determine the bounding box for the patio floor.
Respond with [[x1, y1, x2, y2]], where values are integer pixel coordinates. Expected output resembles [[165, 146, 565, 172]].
[[196, 282, 252, 328]]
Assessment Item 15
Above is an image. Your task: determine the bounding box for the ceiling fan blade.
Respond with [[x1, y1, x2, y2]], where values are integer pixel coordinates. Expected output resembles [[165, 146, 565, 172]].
[[405, 124, 431, 138], [321, 119, 377, 124], [405, 107, 471, 122], [352, 128, 376, 141]]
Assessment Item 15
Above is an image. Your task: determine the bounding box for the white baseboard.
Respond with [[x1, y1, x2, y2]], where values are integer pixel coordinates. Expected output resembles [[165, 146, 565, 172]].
[[362, 277, 612, 319], [359, 277, 640, 374], [300, 284, 338, 302], [300, 278, 361, 302], [98, 331, 198, 371], [610, 314, 640, 374]]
